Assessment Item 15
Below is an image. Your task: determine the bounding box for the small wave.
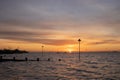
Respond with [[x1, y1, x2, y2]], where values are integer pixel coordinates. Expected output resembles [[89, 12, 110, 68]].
[[76, 69, 95, 73], [91, 65, 98, 68], [104, 78, 115, 80], [46, 67, 56, 70], [66, 67, 101, 75], [85, 61, 98, 64]]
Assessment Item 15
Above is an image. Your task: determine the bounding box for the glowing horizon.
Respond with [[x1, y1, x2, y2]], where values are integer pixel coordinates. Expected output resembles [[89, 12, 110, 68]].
[[0, 0, 120, 52]]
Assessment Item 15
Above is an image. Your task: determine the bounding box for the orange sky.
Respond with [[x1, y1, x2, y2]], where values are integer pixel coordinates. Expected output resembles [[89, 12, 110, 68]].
[[0, 0, 120, 52], [0, 37, 119, 52]]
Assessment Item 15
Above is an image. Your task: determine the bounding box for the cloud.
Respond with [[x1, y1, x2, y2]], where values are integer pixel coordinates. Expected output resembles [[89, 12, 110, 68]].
[[89, 39, 120, 45], [1, 37, 76, 46], [35, 39, 76, 46], [0, 0, 120, 46], [0, 30, 76, 45]]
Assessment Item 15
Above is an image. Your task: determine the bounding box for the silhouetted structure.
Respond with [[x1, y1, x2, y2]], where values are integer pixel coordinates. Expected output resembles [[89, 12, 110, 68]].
[[13, 57, 16, 60], [25, 57, 28, 61], [78, 39, 81, 61], [58, 59, 61, 61], [37, 58, 39, 61], [0, 57, 53, 62], [48, 58, 50, 61], [0, 56, 2, 60], [42, 46, 44, 56]]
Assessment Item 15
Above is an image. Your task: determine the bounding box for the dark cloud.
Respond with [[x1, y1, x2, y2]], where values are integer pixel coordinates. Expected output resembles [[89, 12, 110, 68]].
[[0, 30, 76, 45], [35, 39, 76, 46], [89, 39, 120, 45], [0, 30, 59, 38], [0, 0, 120, 47], [1, 36, 76, 46], [0, 31, 35, 36]]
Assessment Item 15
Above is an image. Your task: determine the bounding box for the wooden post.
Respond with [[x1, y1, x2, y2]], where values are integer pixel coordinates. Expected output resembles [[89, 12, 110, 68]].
[[13, 57, 16, 61], [48, 58, 50, 61], [25, 57, 28, 61], [37, 58, 39, 61], [0, 56, 2, 60], [58, 59, 61, 61]]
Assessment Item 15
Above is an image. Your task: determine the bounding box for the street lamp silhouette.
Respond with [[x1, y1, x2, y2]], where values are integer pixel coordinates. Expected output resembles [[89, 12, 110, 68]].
[[78, 39, 81, 61], [42, 46, 44, 56]]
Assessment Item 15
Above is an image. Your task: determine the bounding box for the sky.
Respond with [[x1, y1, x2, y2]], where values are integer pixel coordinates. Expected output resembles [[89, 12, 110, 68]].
[[0, 0, 120, 52]]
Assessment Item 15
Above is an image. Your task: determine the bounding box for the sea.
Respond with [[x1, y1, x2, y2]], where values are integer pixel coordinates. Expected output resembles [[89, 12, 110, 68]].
[[0, 52, 120, 80]]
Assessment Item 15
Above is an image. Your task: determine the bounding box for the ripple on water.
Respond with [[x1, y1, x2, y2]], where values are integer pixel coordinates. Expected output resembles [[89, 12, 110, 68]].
[[18, 76, 71, 80], [66, 67, 102, 76], [0, 52, 120, 80], [84, 61, 98, 64]]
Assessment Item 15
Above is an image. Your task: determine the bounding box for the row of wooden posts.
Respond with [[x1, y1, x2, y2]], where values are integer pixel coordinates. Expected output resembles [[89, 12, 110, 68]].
[[0, 56, 62, 61]]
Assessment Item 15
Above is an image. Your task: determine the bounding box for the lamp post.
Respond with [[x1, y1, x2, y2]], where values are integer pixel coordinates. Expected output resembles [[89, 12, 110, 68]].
[[78, 39, 81, 61], [42, 46, 44, 56]]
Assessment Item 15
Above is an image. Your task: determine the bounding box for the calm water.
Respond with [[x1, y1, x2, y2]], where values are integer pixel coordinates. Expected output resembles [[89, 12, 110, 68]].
[[0, 52, 120, 80]]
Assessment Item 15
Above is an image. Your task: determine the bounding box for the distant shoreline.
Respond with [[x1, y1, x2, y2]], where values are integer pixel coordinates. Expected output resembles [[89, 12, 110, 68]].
[[0, 49, 28, 54]]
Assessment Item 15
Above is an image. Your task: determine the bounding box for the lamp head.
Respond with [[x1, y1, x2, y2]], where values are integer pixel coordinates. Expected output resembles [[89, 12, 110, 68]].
[[78, 39, 81, 42]]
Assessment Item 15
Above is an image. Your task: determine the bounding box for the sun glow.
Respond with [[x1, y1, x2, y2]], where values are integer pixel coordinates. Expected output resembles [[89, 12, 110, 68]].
[[68, 49, 72, 53]]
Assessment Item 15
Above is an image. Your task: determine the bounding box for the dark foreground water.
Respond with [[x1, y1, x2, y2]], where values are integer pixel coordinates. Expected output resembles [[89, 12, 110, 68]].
[[0, 52, 120, 80]]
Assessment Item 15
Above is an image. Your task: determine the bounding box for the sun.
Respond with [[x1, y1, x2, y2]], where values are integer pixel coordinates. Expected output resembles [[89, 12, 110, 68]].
[[68, 49, 72, 53]]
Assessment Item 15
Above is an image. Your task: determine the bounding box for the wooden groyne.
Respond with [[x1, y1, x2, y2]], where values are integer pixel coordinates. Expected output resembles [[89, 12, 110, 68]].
[[0, 56, 62, 62]]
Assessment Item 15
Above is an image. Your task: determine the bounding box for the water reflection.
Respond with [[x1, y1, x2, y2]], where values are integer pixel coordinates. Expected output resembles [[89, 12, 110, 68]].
[[0, 52, 120, 80]]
